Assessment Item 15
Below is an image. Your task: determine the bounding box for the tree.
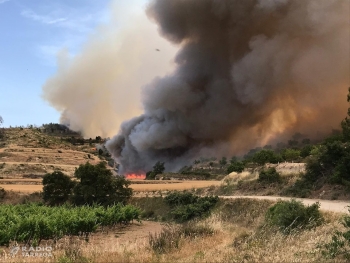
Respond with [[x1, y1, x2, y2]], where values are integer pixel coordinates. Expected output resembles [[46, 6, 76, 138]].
[[153, 161, 165, 175], [252, 149, 283, 165], [282, 149, 301, 162], [72, 162, 132, 205], [227, 161, 245, 174], [288, 140, 298, 147], [302, 138, 311, 145], [219, 157, 227, 166], [230, 156, 237, 164], [300, 145, 313, 158], [42, 171, 75, 206], [146, 161, 165, 180]]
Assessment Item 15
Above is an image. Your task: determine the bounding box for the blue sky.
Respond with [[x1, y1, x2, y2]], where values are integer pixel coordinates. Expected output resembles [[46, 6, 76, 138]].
[[0, 0, 112, 127]]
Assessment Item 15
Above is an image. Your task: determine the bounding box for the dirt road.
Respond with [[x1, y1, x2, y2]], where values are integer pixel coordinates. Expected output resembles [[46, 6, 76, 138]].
[[220, 195, 350, 213]]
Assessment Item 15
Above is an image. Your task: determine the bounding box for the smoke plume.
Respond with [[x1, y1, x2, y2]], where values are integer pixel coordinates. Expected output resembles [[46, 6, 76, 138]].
[[42, 0, 178, 138], [106, 0, 350, 173]]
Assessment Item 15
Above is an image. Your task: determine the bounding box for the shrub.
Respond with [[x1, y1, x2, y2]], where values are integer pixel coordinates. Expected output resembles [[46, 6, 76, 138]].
[[320, 206, 350, 259], [146, 161, 165, 180], [227, 161, 245, 174], [258, 168, 281, 184], [265, 199, 323, 234], [165, 191, 199, 206], [252, 149, 283, 165], [72, 162, 132, 206], [0, 187, 6, 200], [42, 171, 75, 206], [282, 149, 301, 162], [300, 144, 313, 158], [165, 191, 219, 222]]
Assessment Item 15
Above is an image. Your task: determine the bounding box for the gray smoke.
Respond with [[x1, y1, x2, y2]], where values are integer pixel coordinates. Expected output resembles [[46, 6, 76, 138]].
[[106, 0, 349, 174]]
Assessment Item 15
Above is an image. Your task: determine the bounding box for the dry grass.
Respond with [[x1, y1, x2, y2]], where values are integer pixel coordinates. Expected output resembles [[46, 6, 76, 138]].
[[0, 198, 347, 263], [0, 180, 222, 194]]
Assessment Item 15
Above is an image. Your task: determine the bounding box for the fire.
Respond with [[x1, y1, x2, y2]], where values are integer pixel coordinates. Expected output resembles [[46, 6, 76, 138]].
[[125, 173, 146, 179]]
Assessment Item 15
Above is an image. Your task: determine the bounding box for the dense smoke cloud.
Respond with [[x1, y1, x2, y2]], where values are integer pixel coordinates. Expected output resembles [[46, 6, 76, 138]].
[[42, 0, 177, 138], [106, 0, 350, 174]]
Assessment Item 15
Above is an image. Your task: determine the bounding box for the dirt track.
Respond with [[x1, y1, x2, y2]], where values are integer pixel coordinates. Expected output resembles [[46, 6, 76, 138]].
[[220, 195, 350, 213]]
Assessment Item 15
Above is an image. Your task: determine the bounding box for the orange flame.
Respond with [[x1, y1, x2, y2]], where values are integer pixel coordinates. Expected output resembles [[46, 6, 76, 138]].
[[125, 173, 146, 179]]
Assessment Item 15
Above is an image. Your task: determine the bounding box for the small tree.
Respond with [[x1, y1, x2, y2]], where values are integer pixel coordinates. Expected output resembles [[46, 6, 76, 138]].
[[153, 161, 165, 175], [42, 171, 75, 205], [219, 157, 227, 166], [282, 149, 301, 162], [72, 162, 132, 205], [258, 168, 282, 184], [227, 161, 245, 174], [230, 156, 237, 164], [146, 161, 165, 180], [252, 149, 282, 165]]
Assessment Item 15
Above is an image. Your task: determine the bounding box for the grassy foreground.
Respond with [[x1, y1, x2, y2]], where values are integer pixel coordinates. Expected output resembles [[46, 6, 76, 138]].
[[0, 197, 347, 263]]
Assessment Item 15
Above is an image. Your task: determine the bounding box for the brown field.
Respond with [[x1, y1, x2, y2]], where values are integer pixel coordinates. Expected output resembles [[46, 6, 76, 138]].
[[0, 180, 221, 193]]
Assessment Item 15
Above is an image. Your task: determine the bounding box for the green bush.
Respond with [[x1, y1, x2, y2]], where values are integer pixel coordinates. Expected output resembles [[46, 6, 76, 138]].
[[0, 187, 6, 200], [282, 149, 301, 162], [265, 199, 323, 234], [320, 206, 350, 259], [42, 171, 75, 206], [282, 179, 312, 198], [165, 192, 219, 222], [72, 162, 132, 206], [252, 149, 283, 165], [258, 168, 281, 184], [227, 161, 245, 174]]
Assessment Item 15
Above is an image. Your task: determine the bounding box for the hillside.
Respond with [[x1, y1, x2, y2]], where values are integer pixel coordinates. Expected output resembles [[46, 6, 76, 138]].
[[0, 127, 102, 178]]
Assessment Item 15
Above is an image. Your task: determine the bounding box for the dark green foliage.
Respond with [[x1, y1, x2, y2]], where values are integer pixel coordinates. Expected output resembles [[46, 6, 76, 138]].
[[153, 161, 165, 174], [42, 171, 75, 206], [300, 144, 313, 158], [165, 191, 219, 222], [98, 149, 103, 155], [219, 157, 227, 166], [252, 149, 283, 165], [193, 159, 200, 164], [230, 156, 237, 164], [227, 161, 245, 174], [321, 205, 350, 259], [282, 179, 312, 198], [302, 138, 311, 145], [282, 149, 301, 162], [265, 199, 323, 234], [146, 161, 165, 180], [258, 168, 281, 184], [72, 162, 132, 206], [0, 203, 140, 246], [288, 140, 298, 147], [165, 191, 199, 206], [178, 165, 192, 174], [0, 187, 6, 200]]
